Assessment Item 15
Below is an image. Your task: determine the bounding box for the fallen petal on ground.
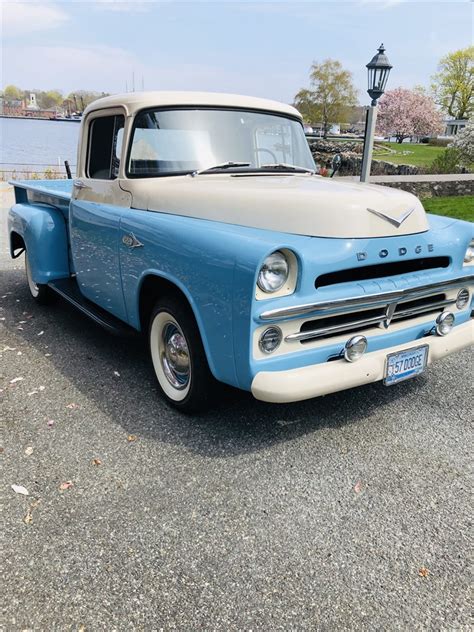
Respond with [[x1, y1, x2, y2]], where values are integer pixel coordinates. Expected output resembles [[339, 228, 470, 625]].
[[12, 484, 29, 496]]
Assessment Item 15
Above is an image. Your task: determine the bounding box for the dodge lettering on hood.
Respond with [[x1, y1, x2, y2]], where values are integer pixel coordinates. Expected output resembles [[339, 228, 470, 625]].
[[7, 91, 473, 411]]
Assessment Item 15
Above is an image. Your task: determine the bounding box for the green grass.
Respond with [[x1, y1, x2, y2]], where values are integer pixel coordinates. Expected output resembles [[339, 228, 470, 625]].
[[373, 142, 445, 167], [422, 195, 474, 222]]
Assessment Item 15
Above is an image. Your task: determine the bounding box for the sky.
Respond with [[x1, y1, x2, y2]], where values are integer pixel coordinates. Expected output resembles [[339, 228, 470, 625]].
[[1, 0, 473, 104]]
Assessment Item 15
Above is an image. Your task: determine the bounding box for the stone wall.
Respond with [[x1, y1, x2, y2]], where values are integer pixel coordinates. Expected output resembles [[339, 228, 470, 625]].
[[369, 178, 474, 198], [308, 139, 421, 177]]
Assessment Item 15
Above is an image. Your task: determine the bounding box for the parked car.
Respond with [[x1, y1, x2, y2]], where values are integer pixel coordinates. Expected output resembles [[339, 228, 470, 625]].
[[8, 91, 474, 411]]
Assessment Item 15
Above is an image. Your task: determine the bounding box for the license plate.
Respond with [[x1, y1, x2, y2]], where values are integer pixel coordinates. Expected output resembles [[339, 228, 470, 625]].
[[384, 345, 429, 386]]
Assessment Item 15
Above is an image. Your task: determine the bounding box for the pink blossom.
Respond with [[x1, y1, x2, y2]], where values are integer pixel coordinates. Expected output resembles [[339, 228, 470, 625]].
[[377, 88, 444, 142]]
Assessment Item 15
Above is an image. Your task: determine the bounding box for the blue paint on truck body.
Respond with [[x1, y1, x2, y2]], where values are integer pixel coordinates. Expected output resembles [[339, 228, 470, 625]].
[[7, 179, 474, 393]]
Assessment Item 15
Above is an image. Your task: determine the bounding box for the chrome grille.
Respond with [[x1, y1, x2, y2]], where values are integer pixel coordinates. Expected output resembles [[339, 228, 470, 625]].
[[258, 275, 473, 344]]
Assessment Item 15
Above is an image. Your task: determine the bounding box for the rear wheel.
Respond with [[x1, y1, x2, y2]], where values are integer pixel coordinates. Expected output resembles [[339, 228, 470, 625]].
[[148, 296, 216, 412], [25, 253, 55, 305]]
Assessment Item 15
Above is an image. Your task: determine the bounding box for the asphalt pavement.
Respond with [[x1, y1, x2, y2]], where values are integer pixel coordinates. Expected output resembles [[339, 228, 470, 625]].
[[1, 185, 473, 630]]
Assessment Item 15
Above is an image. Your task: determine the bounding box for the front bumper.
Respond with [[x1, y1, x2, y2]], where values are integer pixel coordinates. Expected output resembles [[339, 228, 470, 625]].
[[251, 319, 473, 403]]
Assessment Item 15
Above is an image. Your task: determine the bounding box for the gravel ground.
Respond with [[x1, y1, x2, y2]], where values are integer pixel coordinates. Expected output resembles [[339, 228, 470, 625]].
[[1, 185, 473, 630]]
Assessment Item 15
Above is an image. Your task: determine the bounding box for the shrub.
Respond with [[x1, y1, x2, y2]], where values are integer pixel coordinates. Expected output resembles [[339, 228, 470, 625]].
[[427, 148, 463, 174], [44, 168, 55, 179], [428, 138, 450, 147]]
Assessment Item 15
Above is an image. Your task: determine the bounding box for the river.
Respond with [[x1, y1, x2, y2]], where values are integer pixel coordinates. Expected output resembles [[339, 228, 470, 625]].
[[0, 117, 80, 179]]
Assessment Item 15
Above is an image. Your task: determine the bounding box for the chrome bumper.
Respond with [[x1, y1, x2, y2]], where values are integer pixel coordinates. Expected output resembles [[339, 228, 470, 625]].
[[251, 320, 473, 403]]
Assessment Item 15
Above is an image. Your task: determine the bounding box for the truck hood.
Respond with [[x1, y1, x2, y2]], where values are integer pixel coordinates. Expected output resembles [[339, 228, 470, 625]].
[[123, 173, 429, 239]]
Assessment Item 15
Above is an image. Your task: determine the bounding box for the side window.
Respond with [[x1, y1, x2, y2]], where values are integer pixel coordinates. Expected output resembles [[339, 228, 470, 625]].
[[87, 114, 125, 179]]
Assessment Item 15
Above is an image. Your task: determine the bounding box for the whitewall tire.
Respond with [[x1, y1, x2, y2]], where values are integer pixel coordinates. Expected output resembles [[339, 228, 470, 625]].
[[25, 253, 55, 305], [148, 296, 216, 412]]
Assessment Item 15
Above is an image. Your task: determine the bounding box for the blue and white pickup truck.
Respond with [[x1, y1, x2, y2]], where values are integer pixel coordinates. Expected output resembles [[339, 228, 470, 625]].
[[8, 91, 474, 411]]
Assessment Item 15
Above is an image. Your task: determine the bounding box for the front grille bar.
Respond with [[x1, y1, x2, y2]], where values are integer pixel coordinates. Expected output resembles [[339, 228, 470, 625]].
[[392, 298, 456, 321], [284, 296, 458, 343], [285, 315, 386, 342], [260, 275, 474, 322]]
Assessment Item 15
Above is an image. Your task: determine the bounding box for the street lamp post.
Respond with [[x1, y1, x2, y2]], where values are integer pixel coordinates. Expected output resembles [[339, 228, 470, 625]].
[[360, 44, 392, 183]]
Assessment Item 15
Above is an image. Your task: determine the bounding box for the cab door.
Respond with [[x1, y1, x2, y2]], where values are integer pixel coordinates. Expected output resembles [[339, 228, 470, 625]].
[[70, 111, 131, 321]]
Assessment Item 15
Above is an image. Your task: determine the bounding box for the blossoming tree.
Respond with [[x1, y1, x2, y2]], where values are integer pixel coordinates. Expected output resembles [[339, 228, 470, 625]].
[[451, 119, 474, 164], [377, 88, 444, 143]]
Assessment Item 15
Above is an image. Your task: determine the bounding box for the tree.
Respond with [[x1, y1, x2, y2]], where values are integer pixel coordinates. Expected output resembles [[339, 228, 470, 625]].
[[294, 59, 358, 137], [377, 88, 444, 143], [67, 90, 109, 111], [3, 84, 22, 101], [450, 119, 474, 164], [432, 46, 474, 120], [37, 90, 63, 109]]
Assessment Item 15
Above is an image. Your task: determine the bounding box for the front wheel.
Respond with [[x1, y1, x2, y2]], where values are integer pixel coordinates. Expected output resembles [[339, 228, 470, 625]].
[[25, 253, 55, 305], [148, 296, 217, 412]]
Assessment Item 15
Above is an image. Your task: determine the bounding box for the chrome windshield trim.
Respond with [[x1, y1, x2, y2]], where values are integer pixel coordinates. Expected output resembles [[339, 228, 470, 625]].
[[259, 274, 474, 322]]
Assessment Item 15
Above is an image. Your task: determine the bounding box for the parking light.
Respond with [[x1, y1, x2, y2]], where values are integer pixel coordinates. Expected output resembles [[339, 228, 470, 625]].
[[456, 288, 469, 310], [259, 327, 283, 354]]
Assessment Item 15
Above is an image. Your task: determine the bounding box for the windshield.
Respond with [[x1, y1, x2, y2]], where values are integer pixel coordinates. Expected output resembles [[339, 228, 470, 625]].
[[127, 108, 315, 177]]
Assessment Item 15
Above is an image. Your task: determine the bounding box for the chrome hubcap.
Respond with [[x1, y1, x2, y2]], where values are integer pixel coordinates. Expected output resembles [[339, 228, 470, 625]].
[[160, 322, 190, 390]]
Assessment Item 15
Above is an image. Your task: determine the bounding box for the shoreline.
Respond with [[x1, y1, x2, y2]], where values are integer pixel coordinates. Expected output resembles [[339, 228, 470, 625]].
[[0, 115, 81, 123]]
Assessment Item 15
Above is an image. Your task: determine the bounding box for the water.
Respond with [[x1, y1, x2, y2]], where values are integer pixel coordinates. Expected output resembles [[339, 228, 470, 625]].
[[0, 117, 80, 178]]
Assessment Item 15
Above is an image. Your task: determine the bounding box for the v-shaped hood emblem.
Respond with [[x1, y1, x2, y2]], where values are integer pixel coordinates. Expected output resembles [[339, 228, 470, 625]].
[[367, 206, 415, 228]]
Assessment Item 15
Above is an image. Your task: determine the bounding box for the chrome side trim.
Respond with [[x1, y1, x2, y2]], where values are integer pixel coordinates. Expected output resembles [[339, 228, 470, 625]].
[[259, 275, 474, 322]]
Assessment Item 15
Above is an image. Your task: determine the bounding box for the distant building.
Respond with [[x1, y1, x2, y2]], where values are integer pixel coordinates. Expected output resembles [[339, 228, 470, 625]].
[[443, 118, 467, 137], [26, 93, 40, 111], [0, 96, 23, 116]]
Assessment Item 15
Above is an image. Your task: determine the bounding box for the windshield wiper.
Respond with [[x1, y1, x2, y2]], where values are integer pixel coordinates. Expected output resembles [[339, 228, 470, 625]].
[[190, 162, 251, 177], [259, 163, 315, 174]]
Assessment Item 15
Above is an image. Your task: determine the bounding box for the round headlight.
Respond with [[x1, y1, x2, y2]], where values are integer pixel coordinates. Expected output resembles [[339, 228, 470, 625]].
[[435, 311, 455, 336], [456, 288, 469, 310], [344, 335, 367, 362], [259, 326, 282, 354], [257, 251, 289, 293], [464, 241, 474, 264]]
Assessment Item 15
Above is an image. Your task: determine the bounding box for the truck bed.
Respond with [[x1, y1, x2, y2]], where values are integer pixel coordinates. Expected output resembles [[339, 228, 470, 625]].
[[10, 179, 73, 221], [11, 179, 73, 203]]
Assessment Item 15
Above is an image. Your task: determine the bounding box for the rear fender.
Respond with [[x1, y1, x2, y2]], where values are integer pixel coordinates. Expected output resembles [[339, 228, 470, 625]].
[[8, 203, 70, 284]]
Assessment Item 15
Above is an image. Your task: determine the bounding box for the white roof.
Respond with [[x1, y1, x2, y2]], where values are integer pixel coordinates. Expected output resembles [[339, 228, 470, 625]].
[[83, 90, 301, 119]]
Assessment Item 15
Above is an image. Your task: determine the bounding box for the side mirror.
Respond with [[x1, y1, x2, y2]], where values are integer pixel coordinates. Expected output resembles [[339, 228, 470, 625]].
[[331, 154, 342, 178]]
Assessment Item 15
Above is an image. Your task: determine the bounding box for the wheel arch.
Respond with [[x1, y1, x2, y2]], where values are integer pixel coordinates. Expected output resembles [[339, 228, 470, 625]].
[[137, 272, 219, 379], [10, 231, 26, 258]]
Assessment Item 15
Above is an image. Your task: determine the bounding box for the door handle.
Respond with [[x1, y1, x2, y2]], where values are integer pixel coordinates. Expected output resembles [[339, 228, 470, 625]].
[[73, 179, 90, 190], [122, 233, 144, 249]]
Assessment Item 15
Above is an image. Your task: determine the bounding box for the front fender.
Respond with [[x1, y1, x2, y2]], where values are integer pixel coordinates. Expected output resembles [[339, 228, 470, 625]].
[[8, 203, 70, 284], [119, 209, 299, 389]]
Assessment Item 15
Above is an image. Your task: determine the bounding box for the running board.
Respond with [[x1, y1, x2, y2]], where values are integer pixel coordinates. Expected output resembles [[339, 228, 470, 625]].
[[48, 278, 135, 336]]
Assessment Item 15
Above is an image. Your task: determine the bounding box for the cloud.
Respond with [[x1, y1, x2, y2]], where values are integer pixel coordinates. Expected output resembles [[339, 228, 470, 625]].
[[1, 41, 306, 103], [1, 2, 69, 37], [358, 0, 405, 8], [93, 0, 154, 11], [2, 44, 147, 92]]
